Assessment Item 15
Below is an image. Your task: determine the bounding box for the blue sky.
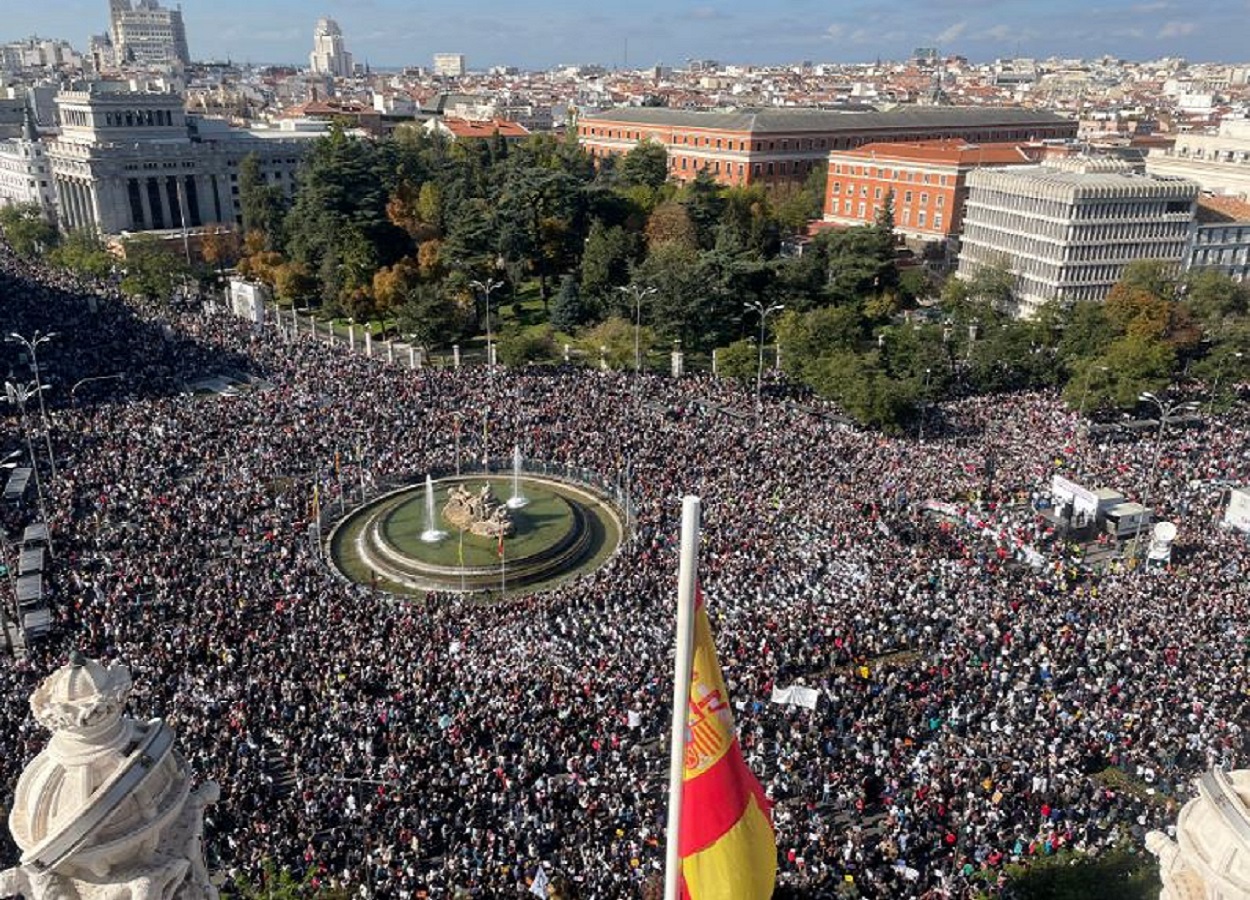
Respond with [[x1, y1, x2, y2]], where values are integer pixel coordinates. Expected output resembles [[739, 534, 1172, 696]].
[[9, 0, 1250, 68]]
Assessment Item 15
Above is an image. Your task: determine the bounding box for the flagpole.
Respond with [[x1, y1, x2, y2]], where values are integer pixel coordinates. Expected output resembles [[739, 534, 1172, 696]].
[[664, 495, 700, 900]]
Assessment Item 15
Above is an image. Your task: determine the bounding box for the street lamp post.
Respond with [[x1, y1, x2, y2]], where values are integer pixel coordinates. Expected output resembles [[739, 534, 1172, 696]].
[[4, 381, 53, 556], [618, 284, 657, 374], [918, 367, 932, 442], [70, 373, 126, 406], [7, 331, 59, 477], [1132, 391, 1200, 567], [470, 278, 503, 371], [744, 300, 785, 406]]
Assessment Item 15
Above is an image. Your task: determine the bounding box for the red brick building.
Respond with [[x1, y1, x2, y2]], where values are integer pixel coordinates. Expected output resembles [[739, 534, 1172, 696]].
[[823, 140, 1045, 240], [577, 106, 1075, 187]]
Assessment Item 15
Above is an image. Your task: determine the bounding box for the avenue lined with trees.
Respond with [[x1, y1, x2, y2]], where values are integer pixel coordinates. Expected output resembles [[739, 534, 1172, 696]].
[[3, 126, 1249, 433]]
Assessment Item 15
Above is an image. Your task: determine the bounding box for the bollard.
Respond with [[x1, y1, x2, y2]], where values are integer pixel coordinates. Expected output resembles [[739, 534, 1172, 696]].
[[711, 347, 718, 376], [349, 324, 356, 350], [672, 350, 685, 378], [365, 331, 373, 357], [409, 346, 416, 369], [387, 341, 395, 363], [453, 344, 461, 369], [563, 343, 570, 363]]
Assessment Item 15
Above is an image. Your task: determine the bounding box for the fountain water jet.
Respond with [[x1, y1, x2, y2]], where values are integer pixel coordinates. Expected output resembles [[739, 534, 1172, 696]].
[[507, 445, 529, 509], [420, 474, 448, 542]]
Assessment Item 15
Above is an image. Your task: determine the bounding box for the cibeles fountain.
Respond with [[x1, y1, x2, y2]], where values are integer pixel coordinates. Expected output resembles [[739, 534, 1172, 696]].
[[1, 653, 218, 900]]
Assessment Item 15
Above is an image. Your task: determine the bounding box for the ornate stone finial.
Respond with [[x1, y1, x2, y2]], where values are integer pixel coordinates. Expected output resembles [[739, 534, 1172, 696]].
[[29, 655, 133, 734], [5, 654, 219, 900]]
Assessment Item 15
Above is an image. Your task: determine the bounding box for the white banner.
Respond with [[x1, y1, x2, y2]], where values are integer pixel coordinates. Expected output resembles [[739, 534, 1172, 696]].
[[1051, 474, 1099, 518], [1226, 488, 1250, 533], [770, 685, 820, 710]]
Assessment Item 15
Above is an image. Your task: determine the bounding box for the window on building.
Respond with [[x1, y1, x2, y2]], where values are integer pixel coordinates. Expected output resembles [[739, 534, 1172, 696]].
[[921, 193, 929, 205], [904, 191, 913, 203], [860, 185, 868, 197], [832, 183, 841, 194], [858, 201, 866, 217], [937, 195, 945, 208], [874, 187, 882, 199], [844, 198, 852, 214], [934, 213, 943, 230]]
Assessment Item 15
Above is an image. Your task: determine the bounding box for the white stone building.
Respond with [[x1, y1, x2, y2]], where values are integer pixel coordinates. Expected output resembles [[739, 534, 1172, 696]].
[[957, 157, 1199, 316], [108, 0, 190, 69], [434, 53, 466, 78], [0, 108, 57, 220], [46, 83, 314, 235], [1146, 119, 1250, 201], [308, 17, 353, 79]]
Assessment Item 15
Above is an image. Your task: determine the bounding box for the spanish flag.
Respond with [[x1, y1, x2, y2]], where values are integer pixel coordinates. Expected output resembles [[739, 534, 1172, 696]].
[[679, 587, 776, 899]]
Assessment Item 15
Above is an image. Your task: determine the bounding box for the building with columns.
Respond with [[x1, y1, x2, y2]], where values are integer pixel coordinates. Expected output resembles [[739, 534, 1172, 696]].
[[46, 83, 313, 235], [956, 156, 1199, 317], [309, 17, 353, 79]]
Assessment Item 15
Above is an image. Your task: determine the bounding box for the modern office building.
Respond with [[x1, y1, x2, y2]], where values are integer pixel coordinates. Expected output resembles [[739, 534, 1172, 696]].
[[957, 157, 1199, 316], [309, 17, 353, 78], [1146, 119, 1250, 200], [433, 54, 466, 78], [108, 0, 190, 69], [45, 83, 312, 235], [578, 106, 1077, 187], [823, 140, 1044, 241]]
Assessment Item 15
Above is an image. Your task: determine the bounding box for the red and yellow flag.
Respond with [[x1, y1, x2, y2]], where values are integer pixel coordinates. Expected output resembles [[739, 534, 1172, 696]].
[[679, 589, 776, 900]]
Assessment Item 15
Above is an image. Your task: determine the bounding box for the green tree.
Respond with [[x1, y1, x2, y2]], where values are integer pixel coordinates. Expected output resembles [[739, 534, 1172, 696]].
[[617, 140, 668, 190], [395, 281, 464, 348], [238, 154, 286, 247], [715, 338, 758, 384], [0, 203, 57, 259], [579, 219, 636, 307], [1184, 268, 1249, 327], [580, 316, 650, 369], [497, 324, 559, 366], [119, 234, 190, 301], [48, 228, 112, 278], [550, 274, 592, 333]]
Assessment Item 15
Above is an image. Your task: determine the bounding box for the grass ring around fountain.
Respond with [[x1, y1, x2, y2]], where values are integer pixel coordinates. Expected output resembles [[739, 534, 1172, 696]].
[[327, 475, 624, 597]]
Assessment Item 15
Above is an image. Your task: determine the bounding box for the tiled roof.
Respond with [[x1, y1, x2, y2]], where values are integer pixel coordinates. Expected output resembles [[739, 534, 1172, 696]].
[[581, 105, 1074, 134], [1197, 194, 1250, 223], [835, 139, 1042, 165]]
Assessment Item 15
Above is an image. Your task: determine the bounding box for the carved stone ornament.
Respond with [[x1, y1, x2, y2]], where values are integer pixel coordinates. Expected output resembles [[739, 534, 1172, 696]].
[[443, 482, 515, 538]]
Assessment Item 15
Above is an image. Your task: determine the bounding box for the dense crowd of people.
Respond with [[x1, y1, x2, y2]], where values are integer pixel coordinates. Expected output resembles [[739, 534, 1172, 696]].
[[1, 243, 1248, 899]]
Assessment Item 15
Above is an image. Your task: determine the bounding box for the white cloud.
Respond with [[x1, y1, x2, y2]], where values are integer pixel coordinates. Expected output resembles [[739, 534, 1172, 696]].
[[825, 23, 848, 39], [935, 21, 967, 44], [1157, 20, 1196, 37]]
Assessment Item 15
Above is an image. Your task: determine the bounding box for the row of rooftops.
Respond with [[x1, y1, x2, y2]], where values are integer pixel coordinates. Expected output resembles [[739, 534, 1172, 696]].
[[579, 105, 1075, 134]]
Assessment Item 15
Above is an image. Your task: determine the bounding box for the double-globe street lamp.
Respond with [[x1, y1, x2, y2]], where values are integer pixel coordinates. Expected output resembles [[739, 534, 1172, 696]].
[[6, 331, 58, 478], [4, 380, 53, 556], [470, 278, 504, 371], [618, 284, 657, 374], [1132, 391, 1200, 566], [744, 300, 785, 405]]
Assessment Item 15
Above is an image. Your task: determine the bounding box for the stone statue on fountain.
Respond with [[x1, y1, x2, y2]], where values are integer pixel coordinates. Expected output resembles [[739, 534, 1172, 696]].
[[444, 482, 515, 538]]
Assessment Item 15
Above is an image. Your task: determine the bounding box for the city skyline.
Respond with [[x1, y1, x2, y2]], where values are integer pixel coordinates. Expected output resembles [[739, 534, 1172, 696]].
[[2, 0, 1250, 70]]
